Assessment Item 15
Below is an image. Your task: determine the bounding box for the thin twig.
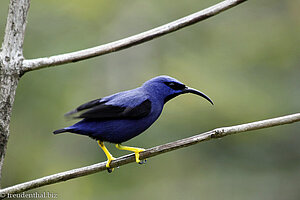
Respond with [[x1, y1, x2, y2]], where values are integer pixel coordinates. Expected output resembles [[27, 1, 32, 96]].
[[22, 0, 247, 72], [0, 113, 299, 197]]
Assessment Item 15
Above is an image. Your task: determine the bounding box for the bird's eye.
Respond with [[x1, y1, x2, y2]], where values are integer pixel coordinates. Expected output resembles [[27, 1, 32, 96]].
[[164, 82, 186, 90]]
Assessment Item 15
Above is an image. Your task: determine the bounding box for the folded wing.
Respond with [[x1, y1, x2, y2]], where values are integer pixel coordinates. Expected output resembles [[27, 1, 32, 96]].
[[65, 97, 151, 120]]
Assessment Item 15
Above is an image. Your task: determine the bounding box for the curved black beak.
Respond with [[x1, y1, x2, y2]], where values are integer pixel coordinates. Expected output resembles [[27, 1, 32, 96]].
[[182, 87, 214, 105]]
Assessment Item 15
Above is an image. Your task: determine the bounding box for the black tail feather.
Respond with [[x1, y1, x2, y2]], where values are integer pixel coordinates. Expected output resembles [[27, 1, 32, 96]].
[[53, 128, 67, 134]]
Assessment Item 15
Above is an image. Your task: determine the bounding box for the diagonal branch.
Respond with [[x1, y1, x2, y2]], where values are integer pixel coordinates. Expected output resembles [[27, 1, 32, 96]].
[[22, 0, 247, 72], [0, 112, 299, 197]]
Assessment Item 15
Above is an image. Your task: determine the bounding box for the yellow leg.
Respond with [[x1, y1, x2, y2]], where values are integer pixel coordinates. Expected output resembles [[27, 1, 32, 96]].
[[116, 144, 145, 163], [97, 140, 115, 172]]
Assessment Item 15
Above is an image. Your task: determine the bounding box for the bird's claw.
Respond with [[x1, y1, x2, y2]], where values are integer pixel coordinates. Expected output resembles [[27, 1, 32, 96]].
[[107, 167, 114, 173], [138, 159, 147, 165], [105, 156, 115, 173], [134, 149, 145, 164]]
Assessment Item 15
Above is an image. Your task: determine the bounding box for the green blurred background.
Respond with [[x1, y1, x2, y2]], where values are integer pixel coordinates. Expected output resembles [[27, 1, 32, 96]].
[[1, 0, 300, 199]]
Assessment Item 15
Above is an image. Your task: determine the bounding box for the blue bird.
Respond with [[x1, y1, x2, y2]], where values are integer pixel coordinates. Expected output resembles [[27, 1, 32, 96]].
[[54, 75, 213, 172]]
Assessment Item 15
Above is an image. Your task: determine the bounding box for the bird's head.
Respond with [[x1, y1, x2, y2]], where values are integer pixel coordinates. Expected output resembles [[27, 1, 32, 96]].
[[142, 75, 213, 105]]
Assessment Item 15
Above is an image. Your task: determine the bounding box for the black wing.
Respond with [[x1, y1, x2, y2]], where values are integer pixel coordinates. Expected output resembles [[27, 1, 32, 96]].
[[64, 98, 102, 116], [65, 99, 152, 120]]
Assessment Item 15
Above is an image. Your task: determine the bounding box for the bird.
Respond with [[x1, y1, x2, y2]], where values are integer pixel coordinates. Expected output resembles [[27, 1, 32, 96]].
[[53, 75, 213, 172]]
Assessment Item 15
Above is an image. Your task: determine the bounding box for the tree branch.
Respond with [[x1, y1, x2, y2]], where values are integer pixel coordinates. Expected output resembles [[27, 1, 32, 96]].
[[0, 113, 299, 196], [0, 0, 30, 185], [22, 0, 247, 72]]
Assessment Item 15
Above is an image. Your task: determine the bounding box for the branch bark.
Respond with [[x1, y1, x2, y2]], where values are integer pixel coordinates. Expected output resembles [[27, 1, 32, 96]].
[[22, 0, 247, 72], [0, 113, 299, 196], [0, 0, 30, 186]]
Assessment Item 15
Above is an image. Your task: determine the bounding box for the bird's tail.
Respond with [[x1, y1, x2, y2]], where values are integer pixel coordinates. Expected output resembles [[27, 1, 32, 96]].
[[53, 128, 68, 134]]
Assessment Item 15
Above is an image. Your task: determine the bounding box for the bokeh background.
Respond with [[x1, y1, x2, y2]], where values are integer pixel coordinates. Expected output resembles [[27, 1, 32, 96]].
[[1, 0, 300, 199]]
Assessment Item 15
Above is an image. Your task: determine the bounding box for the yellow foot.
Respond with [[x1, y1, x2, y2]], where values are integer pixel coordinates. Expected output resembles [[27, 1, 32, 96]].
[[97, 140, 116, 173], [116, 144, 146, 164], [106, 156, 116, 173], [134, 148, 145, 163]]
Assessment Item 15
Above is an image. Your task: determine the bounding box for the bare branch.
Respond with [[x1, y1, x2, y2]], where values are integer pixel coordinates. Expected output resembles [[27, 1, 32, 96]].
[[22, 0, 247, 72], [0, 112, 299, 196]]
